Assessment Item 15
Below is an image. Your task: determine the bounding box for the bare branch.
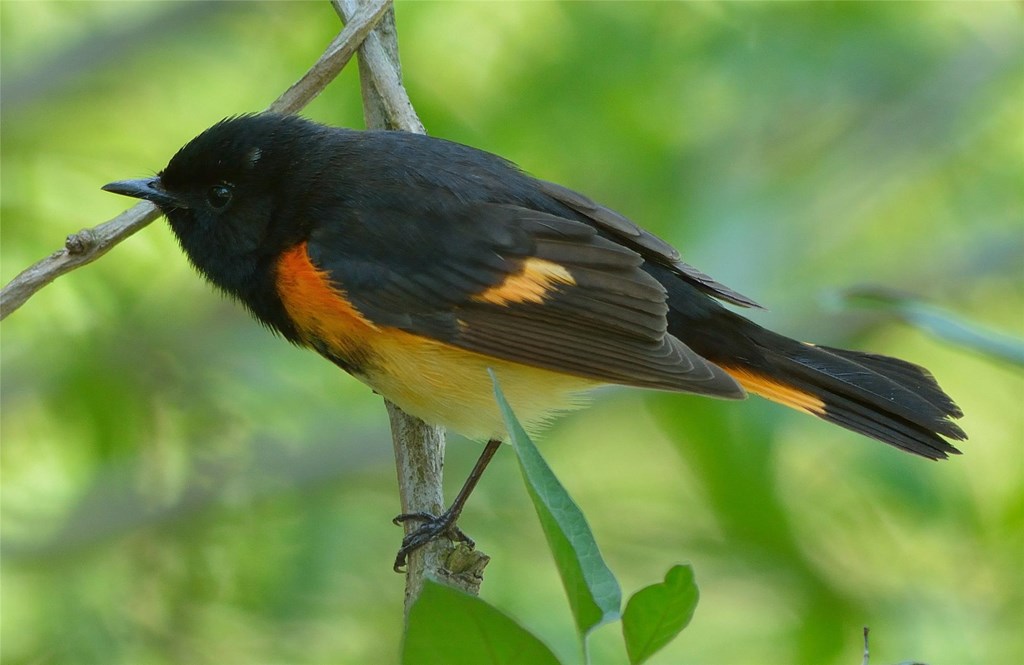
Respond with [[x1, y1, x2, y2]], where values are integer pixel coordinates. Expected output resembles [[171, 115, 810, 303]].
[[0, 205, 160, 320], [270, 0, 392, 116], [336, 0, 490, 608], [331, 0, 425, 134], [0, 0, 392, 322]]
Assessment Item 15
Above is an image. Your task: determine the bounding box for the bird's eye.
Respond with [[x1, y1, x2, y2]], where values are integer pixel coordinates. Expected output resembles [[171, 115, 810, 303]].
[[206, 184, 233, 210]]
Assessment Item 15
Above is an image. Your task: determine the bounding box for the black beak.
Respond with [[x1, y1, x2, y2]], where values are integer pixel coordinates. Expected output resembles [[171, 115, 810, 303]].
[[102, 177, 187, 210]]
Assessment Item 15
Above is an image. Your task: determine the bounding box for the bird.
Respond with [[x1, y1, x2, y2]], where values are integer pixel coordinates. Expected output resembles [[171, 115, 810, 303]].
[[103, 113, 966, 569]]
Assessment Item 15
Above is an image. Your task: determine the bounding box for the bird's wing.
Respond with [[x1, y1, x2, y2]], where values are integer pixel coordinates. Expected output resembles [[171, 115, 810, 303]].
[[306, 201, 743, 397]]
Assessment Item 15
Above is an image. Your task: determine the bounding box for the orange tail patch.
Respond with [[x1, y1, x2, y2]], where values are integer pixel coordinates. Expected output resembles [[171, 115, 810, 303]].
[[724, 367, 826, 416]]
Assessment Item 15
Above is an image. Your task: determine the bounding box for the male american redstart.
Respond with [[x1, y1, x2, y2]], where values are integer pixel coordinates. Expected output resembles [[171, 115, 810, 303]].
[[103, 114, 965, 567]]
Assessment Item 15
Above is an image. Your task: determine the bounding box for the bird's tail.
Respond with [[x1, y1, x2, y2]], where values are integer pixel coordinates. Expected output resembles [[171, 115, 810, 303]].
[[679, 311, 967, 459]]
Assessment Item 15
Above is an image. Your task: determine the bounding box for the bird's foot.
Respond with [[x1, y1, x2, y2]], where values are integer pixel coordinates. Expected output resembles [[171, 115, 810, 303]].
[[392, 510, 474, 572]]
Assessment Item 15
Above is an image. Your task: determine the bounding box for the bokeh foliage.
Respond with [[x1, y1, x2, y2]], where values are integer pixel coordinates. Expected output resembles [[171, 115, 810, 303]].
[[2, 2, 1022, 664]]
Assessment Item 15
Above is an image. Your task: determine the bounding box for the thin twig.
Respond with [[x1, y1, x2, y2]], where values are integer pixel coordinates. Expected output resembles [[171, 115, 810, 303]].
[[336, 0, 489, 610], [0, 0, 392, 321], [270, 0, 392, 116], [331, 0, 425, 133]]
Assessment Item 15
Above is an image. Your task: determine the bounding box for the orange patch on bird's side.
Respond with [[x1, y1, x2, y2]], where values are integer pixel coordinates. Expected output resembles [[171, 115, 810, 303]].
[[276, 243, 379, 356], [472, 258, 575, 306], [725, 367, 826, 416], [274, 244, 592, 439]]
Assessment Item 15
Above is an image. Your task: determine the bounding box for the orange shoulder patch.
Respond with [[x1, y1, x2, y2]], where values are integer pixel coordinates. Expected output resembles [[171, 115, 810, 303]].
[[471, 258, 575, 306], [276, 243, 379, 360], [274, 244, 592, 440]]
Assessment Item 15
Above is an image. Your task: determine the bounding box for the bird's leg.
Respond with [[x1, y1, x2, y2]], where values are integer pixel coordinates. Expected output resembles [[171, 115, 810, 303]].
[[392, 437, 502, 572]]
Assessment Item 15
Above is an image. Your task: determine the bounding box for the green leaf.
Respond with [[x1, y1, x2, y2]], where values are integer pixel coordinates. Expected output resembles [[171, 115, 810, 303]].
[[622, 565, 700, 665], [490, 371, 622, 639], [839, 287, 1024, 367], [403, 579, 562, 665]]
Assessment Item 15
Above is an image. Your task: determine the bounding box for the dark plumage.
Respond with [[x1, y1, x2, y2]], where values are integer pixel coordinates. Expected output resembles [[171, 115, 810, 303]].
[[103, 113, 965, 459]]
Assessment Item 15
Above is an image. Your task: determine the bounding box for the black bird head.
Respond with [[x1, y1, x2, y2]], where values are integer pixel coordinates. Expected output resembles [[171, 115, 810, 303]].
[[103, 114, 331, 307], [102, 114, 350, 340]]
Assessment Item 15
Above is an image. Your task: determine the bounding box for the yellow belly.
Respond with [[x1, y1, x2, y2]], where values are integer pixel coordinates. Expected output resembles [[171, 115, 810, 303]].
[[361, 333, 596, 440]]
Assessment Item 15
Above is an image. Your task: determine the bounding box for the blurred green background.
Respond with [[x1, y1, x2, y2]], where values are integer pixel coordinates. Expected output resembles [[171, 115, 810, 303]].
[[2, 2, 1022, 664]]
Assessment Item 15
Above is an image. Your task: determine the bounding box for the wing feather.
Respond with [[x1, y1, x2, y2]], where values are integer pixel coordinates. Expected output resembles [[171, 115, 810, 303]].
[[308, 201, 743, 398]]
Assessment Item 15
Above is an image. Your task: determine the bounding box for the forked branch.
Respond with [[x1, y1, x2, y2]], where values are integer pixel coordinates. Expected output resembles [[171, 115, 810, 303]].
[[333, 0, 491, 612]]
